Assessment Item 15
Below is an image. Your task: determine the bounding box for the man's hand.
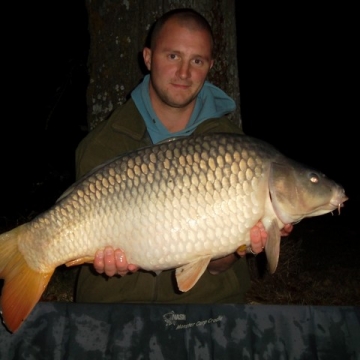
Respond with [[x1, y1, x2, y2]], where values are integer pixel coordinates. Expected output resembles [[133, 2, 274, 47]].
[[280, 223, 293, 237], [236, 222, 294, 257], [93, 246, 139, 277], [209, 221, 270, 274], [238, 221, 268, 257]]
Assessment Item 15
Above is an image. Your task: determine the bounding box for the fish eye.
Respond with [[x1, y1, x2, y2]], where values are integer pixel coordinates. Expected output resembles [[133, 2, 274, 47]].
[[309, 172, 319, 183]]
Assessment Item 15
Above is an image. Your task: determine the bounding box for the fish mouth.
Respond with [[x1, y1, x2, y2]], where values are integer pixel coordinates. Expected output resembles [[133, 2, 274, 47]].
[[332, 199, 348, 215], [330, 192, 348, 215]]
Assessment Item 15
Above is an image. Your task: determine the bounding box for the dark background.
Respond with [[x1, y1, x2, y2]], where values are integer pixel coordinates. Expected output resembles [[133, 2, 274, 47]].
[[1, 2, 357, 227]]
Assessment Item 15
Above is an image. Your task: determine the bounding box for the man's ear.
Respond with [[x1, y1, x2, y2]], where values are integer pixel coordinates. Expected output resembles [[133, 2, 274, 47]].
[[143, 47, 151, 70], [209, 59, 214, 70]]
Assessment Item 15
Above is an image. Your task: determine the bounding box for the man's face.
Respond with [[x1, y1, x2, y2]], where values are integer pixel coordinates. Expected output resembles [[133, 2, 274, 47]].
[[143, 19, 214, 109]]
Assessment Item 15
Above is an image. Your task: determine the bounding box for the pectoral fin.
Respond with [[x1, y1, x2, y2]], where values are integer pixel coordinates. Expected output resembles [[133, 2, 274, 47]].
[[264, 219, 281, 274], [175, 255, 212, 292]]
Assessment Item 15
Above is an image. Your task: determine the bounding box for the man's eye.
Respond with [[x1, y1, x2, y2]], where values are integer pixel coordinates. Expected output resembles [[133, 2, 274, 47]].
[[193, 59, 203, 65], [169, 54, 177, 60]]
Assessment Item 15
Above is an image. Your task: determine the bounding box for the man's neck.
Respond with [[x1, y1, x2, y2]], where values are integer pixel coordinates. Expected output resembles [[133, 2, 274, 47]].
[[154, 104, 195, 133]]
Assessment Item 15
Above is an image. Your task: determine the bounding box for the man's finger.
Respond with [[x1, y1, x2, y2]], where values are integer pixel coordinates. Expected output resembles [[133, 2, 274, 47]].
[[103, 247, 117, 277], [114, 249, 130, 276], [94, 250, 105, 274]]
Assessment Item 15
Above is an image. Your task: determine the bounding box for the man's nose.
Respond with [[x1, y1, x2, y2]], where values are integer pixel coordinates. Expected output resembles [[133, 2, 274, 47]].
[[177, 62, 191, 79]]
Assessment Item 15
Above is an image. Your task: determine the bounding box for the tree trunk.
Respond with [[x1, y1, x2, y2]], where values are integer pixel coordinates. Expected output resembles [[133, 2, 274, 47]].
[[85, 0, 241, 130]]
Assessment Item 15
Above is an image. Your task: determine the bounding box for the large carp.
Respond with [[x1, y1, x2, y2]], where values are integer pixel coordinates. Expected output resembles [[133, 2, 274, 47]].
[[0, 133, 347, 332]]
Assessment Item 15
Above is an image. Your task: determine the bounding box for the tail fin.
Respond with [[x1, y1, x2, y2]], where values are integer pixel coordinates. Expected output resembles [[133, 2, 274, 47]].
[[0, 225, 53, 333]]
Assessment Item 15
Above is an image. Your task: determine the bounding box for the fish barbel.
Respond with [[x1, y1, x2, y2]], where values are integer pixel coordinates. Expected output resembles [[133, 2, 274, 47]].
[[0, 133, 348, 332]]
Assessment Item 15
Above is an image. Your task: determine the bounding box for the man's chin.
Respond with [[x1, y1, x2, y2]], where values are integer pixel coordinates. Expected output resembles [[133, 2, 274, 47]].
[[166, 96, 196, 108]]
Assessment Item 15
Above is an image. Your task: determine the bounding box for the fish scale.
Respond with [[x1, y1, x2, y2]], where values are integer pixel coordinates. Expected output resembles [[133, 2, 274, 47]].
[[0, 133, 348, 333]]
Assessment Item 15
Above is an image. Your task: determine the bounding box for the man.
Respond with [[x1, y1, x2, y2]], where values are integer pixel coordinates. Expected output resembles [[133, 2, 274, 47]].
[[75, 8, 292, 303]]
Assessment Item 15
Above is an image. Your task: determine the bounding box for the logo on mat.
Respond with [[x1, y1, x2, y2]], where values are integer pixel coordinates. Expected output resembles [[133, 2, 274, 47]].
[[163, 310, 224, 330], [163, 311, 186, 326]]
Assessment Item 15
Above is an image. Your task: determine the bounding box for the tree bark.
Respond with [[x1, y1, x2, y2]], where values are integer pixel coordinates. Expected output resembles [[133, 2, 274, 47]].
[[85, 0, 241, 130]]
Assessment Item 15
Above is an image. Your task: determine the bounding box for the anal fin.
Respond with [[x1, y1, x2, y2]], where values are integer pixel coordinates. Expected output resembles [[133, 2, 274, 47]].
[[65, 256, 94, 267]]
